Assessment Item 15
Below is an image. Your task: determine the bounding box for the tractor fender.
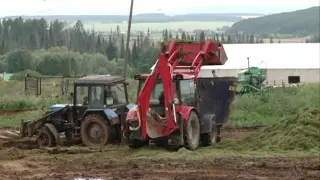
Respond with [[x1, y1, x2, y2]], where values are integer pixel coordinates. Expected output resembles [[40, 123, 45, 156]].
[[44, 123, 60, 145], [175, 105, 199, 121], [199, 114, 216, 134], [84, 109, 120, 125]]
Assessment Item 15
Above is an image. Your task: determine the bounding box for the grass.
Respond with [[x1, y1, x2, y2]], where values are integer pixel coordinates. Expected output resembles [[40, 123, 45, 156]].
[[216, 108, 320, 153], [82, 21, 234, 32], [0, 110, 44, 128], [0, 83, 319, 160], [0, 96, 68, 111], [228, 84, 320, 127], [0, 80, 319, 128]]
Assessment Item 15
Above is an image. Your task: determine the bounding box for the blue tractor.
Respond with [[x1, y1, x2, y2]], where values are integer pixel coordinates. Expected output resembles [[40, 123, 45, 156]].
[[19, 75, 135, 148]]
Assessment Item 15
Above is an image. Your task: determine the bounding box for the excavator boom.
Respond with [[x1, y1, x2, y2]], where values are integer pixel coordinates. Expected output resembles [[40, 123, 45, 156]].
[[136, 40, 228, 139]]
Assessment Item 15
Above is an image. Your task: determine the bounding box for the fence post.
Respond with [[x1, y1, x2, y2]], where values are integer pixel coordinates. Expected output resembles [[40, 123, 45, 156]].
[[24, 74, 27, 94], [65, 78, 69, 94], [39, 77, 41, 95], [60, 78, 65, 95], [36, 77, 39, 97]]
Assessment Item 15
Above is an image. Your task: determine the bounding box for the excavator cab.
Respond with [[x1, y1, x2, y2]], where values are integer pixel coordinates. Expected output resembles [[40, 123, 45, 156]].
[[136, 76, 196, 117], [124, 40, 237, 150]]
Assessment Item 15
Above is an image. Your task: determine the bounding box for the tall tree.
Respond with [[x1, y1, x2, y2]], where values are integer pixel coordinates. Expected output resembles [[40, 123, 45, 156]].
[[269, 36, 274, 43], [119, 34, 125, 59], [175, 33, 179, 40], [200, 31, 205, 43], [249, 34, 255, 44], [131, 40, 139, 68], [181, 32, 187, 40], [226, 34, 232, 44], [106, 35, 118, 61]]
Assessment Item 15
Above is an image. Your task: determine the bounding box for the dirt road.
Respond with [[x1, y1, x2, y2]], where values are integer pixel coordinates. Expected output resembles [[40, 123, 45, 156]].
[[0, 110, 33, 116], [0, 126, 319, 180]]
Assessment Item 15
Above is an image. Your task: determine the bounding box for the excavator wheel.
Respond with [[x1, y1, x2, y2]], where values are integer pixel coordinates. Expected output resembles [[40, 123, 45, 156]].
[[37, 126, 56, 148], [201, 123, 218, 146], [183, 111, 200, 150], [80, 114, 114, 147]]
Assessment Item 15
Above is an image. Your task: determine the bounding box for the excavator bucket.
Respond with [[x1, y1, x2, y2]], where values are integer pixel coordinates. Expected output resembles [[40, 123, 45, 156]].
[[197, 77, 238, 125]]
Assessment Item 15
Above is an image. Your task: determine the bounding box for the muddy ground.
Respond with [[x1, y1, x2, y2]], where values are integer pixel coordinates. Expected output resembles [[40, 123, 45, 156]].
[[0, 126, 319, 180]]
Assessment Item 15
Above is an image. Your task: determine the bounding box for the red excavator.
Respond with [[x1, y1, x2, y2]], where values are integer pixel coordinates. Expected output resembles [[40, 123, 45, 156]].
[[124, 39, 238, 150]]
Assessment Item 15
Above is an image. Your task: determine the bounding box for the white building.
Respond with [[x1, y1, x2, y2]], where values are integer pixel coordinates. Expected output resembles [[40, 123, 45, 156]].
[[152, 43, 320, 85], [199, 43, 320, 85]]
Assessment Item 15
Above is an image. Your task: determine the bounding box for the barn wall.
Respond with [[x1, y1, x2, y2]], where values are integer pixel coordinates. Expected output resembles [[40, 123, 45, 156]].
[[265, 69, 320, 84], [198, 68, 320, 85]]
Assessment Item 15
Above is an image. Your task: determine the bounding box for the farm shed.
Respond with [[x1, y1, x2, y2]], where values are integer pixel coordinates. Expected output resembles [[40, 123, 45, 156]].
[[0, 73, 13, 81], [198, 43, 320, 85]]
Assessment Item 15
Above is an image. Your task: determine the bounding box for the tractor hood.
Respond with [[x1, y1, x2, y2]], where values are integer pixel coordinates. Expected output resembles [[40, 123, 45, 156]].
[[50, 104, 71, 111], [50, 103, 136, 112]]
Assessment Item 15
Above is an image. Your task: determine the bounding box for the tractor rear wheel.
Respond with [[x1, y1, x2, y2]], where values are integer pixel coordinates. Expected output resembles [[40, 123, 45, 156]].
[[201, 123, 218, 146], [80, 114, 113, 147], [37, 126, 56, 148], [183, 111, 200, 150]]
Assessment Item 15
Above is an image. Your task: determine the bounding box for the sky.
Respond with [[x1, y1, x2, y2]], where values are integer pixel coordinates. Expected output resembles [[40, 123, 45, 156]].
[[0, 0, 319, 17]]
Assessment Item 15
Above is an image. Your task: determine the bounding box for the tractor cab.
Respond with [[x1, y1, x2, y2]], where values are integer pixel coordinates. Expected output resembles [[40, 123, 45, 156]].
[[134, 73, 196, 117], [73, 75, 128, 110]]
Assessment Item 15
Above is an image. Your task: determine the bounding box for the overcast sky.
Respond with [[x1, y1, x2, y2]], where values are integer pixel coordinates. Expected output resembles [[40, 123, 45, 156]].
[[0, 0, 319, 17]]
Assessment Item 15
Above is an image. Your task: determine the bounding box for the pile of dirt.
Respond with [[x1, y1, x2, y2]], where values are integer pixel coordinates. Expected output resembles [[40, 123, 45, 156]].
[[221, 108, 320, 151]]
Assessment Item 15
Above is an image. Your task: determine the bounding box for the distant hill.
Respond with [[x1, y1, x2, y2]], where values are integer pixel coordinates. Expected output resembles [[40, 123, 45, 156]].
[[227, 6, 320, 35], [3, 13, 263, 23]]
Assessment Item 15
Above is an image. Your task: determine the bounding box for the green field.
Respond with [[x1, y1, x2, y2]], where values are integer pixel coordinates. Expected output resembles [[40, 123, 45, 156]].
[[1, 79, 319, 128], [80, 21, 234, 32], [0, 80, 319, 179]]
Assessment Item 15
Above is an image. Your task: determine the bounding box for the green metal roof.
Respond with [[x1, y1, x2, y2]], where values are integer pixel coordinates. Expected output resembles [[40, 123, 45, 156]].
[[0, 73, 13, 81]]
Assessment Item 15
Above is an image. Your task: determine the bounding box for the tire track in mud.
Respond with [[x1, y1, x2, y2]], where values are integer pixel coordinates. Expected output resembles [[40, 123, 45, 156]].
[[0, 157, 319, 180], [0, 110, 34, 116], [0, 126, 265, 150], [0, 125, 319, 180]]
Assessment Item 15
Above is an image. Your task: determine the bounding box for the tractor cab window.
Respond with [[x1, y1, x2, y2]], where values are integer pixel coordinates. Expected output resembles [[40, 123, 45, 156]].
[[139, 79, 177, 105], [75, 86, 89, 105], [152, 83, 165, 104], [105, 84, 126, 105], [179, 80, 196, 105], [111, 83, 126, 104], [89, 86, 104, 107]]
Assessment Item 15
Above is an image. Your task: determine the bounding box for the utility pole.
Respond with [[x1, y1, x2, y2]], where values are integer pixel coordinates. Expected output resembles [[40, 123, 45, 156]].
[[67, 30, 71, 77], [123, 0, 134, 79]]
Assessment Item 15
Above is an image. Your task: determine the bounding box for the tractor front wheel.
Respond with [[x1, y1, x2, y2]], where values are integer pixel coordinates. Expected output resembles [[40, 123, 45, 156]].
[[183, 111, 200, 150], [37, 126, 56, 148], [80, 114, 113, 147]]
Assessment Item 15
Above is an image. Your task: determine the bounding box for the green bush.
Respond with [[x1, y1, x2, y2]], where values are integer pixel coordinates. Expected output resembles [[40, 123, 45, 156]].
[[0, 95, 68, 111]]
